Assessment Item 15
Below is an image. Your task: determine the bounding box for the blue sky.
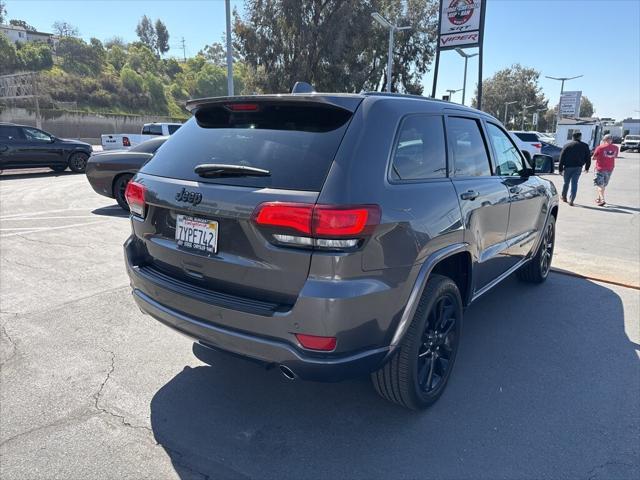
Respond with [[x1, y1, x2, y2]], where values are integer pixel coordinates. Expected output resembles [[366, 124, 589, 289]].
[[4, 0, 640, 120]]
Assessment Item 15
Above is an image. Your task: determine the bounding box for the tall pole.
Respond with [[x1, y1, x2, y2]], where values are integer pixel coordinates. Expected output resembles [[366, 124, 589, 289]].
[[504, 101, 516, 126], [462, 56, 468, 105], [546, 75, 583, 131], [225, 0, 234, 96], [476, 0, 487, 110], [386, 27, 394, 93]]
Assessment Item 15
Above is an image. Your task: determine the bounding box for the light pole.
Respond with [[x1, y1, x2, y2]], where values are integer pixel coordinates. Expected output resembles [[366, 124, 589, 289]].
[[545, 74, 583, 131], [504, 101, 517, 127], [372, 12, 411, 93], [446, 88, 463, 102], [521, 104, 536, 130], [225, 0, 234, 96], [455, 48, 479, 106], [535, 108, 545, 131]]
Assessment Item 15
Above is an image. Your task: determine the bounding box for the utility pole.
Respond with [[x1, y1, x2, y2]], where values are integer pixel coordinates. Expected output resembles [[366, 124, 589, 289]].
[[545, 74, 583, 131], [225, 0, 234, 96], [446, 88, 463, 103], [371, 12, 411, 93], [504, 101, 517, 127], [521, 104, 536, 130], [180, 37, 186, 62], [455, 48, 478, 106]]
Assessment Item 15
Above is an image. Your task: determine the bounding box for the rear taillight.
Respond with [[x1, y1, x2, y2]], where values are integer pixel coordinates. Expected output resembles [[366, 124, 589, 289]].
[[123, 136, 131, 147], [125, 181, 146, 217], [253, 202, 380, 250], [225, 103, 259, 112], [533, 143, 542, 149]]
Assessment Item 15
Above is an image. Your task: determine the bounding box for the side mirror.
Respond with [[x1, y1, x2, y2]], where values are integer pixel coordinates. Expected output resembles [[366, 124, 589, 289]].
[[533, 154, 554, 174]]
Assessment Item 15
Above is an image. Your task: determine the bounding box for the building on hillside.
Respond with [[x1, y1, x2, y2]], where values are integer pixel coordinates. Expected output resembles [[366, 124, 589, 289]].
[[555, 117, 603, 150], [622, 118, 640, 137], [0, 23, 58, 49]]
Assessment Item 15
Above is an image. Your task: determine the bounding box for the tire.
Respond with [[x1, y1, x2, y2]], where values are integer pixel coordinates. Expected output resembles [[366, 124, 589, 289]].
[[113, 174, 133, 211], [371, 274, 463, 410], [517, 215, 556, 283], [68, 152, 89, 173], [50, 164, 67, 172]]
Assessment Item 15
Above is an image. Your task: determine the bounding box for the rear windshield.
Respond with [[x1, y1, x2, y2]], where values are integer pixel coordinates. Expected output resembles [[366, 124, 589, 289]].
[[514, 132, 539, 142], [140, 103, 353, 191]]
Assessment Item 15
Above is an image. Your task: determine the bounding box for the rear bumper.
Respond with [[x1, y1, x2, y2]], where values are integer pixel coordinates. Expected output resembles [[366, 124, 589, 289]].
[[125, 236, 398, 381], [132, 288, 388, 381]]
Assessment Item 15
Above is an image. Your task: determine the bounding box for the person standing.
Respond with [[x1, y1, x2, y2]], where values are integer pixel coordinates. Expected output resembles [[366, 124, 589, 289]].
[[592, 134, 618, 206], [558, 131, 591, 206]]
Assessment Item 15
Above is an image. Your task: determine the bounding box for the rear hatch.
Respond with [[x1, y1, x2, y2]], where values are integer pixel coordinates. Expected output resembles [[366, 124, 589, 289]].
[[130, 95, 362, 311]]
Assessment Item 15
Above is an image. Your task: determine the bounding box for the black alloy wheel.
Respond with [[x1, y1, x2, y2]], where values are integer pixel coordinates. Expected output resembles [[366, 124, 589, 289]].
[[416, 294, 459, 394], [371, 274, 463, 410], [68, 152, 89, 173]]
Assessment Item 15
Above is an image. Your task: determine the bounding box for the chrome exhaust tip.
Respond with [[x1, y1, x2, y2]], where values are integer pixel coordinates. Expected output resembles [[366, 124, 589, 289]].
[[279, 365, 297, 380]]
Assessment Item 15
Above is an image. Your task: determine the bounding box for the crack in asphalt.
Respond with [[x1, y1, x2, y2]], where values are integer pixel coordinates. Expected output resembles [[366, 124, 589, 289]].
[[92, 349, 153, 434], [0, 320, 17, 363], [1, 257, 47, 271], [0, 411, 97, 448]]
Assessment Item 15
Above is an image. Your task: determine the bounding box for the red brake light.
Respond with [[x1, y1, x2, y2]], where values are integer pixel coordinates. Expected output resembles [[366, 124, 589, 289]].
[[295, 334, 337, 351], [254, 203, 313, 234], [533, 143, 542, 149], [125, 181, 146, 217], [225, 103, 259, 112], [123, 136, 131, 147], [313, 206, 379, 236]]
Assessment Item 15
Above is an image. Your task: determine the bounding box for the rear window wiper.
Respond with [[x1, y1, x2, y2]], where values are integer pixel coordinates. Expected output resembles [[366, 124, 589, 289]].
[[194, 163, 271, 178]]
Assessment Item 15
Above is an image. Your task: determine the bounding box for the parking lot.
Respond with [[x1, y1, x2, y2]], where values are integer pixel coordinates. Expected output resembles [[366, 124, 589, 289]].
[[1, 153, 639, 479]]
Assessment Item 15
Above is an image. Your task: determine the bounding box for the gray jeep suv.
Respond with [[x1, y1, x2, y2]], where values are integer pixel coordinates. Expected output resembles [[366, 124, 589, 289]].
[[124, 93, 558, 409]]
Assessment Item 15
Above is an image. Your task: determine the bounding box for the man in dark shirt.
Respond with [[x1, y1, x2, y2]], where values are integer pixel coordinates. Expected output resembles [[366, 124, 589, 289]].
[[559, 131, 591, 205]]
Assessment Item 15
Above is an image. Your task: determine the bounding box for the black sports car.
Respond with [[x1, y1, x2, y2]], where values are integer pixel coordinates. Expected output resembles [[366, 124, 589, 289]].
[[85, 136, 168, 210], [0, 123, 93, 173]]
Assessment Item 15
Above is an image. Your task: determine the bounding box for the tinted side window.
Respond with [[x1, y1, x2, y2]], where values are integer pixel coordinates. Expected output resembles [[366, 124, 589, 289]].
[[447, 117, 491, 177], [390, 115, 447, 181], [514, 132, 538, 142], [486, 123, 524, 176], [22, 127, 52, 142], [0, 126, 22, 141], [149, 125, 163, 135], [142, 125, 151, 134], [167, 124, 181, 134]]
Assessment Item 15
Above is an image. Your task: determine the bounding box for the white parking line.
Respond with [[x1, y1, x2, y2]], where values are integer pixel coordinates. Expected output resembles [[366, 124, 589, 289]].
[[1, 216, 100, 221], [0, 220, 111, 238], [0, 208, 90, 220]]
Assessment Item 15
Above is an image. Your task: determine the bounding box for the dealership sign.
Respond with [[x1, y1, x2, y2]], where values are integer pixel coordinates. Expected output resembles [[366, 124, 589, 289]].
[[559, 91, 582, 117], [439, 0, 484, 49]]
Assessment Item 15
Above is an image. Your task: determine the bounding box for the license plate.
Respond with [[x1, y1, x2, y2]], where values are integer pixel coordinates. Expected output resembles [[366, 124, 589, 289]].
[[175, 214, 218, 254]]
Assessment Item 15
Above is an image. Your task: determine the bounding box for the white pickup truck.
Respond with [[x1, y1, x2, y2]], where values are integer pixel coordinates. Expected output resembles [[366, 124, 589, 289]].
[[101, 122, 182, 151]]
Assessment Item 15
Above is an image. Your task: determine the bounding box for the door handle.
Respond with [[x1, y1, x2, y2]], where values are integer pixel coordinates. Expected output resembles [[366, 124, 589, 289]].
[[509, 187, 520, 194], [460, 190, 479, 201]]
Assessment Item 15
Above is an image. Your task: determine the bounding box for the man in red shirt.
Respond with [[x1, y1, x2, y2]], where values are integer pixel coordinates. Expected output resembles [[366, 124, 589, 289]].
[[592, 134, 618, 206]]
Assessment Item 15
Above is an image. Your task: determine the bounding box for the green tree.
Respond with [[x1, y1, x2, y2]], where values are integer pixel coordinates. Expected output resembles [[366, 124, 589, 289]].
[[125, 43, 160, 74], [106, 44, 127, 72], [135, 15, 156, 52], [234, 0, 438, 94], [0, 33, 18, 74], [144, 73, 168, 113], [579, 96, 594, 117], [104, 36, 126, 49], [163, 57, 182, 79], [199, 42, 226, 65], [9, 19, 36, 31], [193, 63, 227, 97], [52, 21, 79, 37], [56, 37, 104, 75], [155, 19, 170, 56], [16, 41, 53, 70], [120, 66, 144, 93], [473, 64, 548, 129], [0, 1, 7, 24]]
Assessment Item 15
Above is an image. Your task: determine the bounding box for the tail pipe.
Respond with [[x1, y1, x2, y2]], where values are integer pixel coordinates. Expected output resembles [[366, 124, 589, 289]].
[[279, 365, 297, 380]]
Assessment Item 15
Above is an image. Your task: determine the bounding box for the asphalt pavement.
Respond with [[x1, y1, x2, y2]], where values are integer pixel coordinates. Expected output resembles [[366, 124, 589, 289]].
[[1, 153, 639, 480]]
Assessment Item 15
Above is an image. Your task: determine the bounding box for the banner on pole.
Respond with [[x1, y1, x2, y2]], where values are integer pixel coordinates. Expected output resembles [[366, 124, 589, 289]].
[[438, 0, 484, 50]]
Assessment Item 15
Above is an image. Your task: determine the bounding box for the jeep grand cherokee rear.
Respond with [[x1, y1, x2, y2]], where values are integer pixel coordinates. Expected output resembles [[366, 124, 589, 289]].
[[124, 93, 558, 410]]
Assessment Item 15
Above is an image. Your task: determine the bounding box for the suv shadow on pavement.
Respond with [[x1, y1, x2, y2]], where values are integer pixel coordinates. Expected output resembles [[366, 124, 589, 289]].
[[149, 274, 639, 480]]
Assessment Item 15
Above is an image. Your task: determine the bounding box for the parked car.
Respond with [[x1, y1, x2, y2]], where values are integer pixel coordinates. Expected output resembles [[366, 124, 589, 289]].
[[541, 141, 562, 170], [533, 131, 556, 144], [510, 131, 543, 157], [0, 122, 92, 173], [621, 135, 640, 152], [86, 136, 168, 210], [124, 92, 557, 410], [101, 122, 181, 151]]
